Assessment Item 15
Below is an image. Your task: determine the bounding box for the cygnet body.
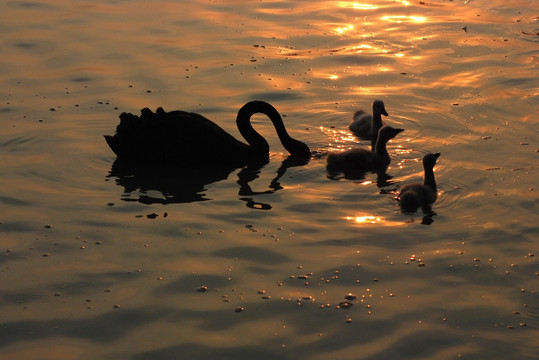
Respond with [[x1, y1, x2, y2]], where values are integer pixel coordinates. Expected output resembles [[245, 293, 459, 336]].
[[398, 153, 441, 212], [349, 100, 389, 141], [327, 126, 404, 172]]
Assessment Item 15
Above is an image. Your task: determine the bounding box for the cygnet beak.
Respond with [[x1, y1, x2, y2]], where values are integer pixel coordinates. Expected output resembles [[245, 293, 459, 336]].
[[434, 152, 441, 159], [395, 128, 404, 134], [382, 109, 389, 116]]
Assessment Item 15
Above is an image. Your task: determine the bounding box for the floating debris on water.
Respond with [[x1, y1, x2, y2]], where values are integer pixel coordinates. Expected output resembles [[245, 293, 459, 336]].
[[338, 301, 353, 309]]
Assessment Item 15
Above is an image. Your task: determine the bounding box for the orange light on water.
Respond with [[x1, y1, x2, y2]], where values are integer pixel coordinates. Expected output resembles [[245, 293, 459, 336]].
[[349, 215, 384, 224], [346, 215, 406, 227], [337, 2, 378, 10], [381, 15, 427, 23], [335, 24, 354, 35]]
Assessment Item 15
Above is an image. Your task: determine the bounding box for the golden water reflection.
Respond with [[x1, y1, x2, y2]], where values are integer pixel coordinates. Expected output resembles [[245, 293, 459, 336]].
[[381, 15, 428, 23], [337, 2, 379, 10], [346, 214, 405, 226]]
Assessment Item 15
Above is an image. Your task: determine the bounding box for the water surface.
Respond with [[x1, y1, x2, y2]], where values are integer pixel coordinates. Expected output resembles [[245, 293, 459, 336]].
[[0, 0, 537, 359]]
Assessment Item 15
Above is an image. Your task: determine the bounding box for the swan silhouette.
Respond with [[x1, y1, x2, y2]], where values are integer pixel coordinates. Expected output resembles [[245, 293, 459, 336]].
[[327, 126, 404, 173], [398, 152, 440, 212], [104, 100, 311, 166], [349, 100, 389, 148]]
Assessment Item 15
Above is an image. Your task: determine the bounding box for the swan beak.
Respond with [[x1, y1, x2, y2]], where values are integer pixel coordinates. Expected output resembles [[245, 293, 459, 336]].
[[382, 109, 389, 116], [395, 128, 404, 134], [434, 152, 441, 159]]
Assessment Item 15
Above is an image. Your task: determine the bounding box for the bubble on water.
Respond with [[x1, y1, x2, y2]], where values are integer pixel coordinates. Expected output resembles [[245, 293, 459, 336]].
[[344, 293, 357, 300], [338, 301, 353, 309], [235, 306, 244, 312], [197, 285, 208, 292]]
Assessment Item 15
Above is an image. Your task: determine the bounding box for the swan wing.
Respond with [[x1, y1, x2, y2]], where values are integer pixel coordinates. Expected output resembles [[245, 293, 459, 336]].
[[108, 108, 247, 164]]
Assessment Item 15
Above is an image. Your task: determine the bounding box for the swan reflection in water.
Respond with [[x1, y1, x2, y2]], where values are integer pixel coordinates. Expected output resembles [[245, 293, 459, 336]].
[[104, 100, 311, 208], [107, 155, 309, 209]]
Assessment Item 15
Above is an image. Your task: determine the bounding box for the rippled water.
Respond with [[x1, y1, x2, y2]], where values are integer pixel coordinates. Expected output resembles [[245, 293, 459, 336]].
[[1, 0, 537, 359]]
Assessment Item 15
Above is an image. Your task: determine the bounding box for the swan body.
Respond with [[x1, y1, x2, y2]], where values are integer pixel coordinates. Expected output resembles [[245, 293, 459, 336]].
[[327, 126, 404, 172], [104, 101, 310, 166], [349, 100, 389, 140], [398, 153, 440, 212]]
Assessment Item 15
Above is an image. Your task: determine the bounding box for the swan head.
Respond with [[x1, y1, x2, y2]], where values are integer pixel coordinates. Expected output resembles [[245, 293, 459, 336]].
[[286, 138, 311, 158], [377, 126, 404, 143], [373, 100, 389, 117], [423, 152, 440, 168]]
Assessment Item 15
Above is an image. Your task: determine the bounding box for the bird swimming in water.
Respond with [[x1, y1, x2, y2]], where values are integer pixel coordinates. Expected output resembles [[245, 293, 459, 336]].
[[104, 100, 311, 167], [349, 100, 389, 148], [398, 152, 441, 212], [327, 126, 404, 173]]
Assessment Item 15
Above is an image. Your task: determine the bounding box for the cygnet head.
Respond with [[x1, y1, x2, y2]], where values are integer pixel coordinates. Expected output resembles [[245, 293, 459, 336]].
[[423, 152, 441, 168], [377, 126, 404, 142], [373, 100, 389, 117]]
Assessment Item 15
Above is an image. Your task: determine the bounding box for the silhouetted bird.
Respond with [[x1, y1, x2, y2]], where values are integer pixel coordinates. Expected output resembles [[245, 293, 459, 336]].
[[398, 152, 441, 212], [104, 100, 310, 167], [327, 126, 404, 173], [349, 100, 389, 148]]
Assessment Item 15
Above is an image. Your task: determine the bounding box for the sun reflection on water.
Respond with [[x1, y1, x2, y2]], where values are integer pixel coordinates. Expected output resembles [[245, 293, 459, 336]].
[[335, 24, 354, 35], [345, 214, 406, 226], [381, 15, 427, 23], [337, 2, 379, 10]]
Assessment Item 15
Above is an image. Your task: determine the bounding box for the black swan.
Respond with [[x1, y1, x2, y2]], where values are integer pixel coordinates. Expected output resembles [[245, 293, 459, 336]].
[[398, 152, 440, 212], [327, 126, 404, 172], [104, 100, 311, 166], [348, 100, 389, 141]]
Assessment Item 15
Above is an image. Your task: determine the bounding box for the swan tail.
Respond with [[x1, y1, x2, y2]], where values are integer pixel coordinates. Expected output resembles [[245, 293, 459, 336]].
[[104, 135, 121, 157]]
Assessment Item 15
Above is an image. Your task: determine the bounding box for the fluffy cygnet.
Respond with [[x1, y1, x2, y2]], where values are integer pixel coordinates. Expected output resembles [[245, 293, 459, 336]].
[[349, 100, 389, 141], [398, 152, 441, 212], [327, 126, 404, 172]]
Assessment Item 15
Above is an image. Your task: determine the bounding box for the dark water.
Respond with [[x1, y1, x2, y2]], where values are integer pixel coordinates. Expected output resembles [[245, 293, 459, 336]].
[[0, 0, 537, 359]]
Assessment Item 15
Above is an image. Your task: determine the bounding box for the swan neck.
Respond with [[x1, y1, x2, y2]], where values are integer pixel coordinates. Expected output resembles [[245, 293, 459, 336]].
[[374, 139, 388, 158], [372, 112, 383, 128], [424, 167, 436, 189], [236, 102, 271, 155], [237, 101, 307, 157]]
